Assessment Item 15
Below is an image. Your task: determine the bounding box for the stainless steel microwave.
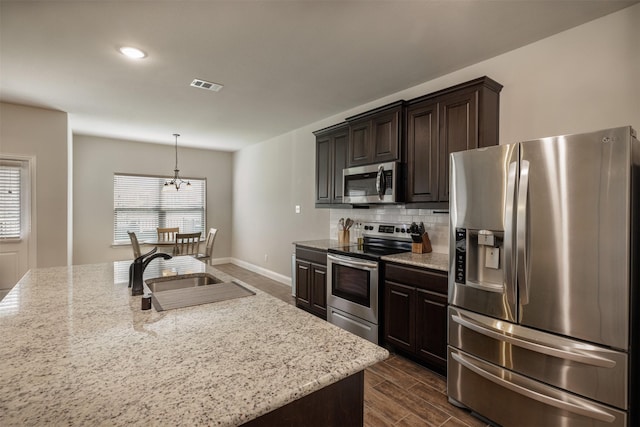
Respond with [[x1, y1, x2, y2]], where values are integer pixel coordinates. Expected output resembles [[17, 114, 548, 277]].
[[342, 162, 400, 204]]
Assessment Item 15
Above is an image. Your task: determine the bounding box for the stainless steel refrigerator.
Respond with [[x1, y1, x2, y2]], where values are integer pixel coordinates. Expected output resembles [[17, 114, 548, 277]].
[[448, 126, 639, 427]]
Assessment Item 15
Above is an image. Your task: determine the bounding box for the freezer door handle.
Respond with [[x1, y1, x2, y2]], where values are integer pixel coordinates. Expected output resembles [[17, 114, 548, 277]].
[[504, 161, 518, 305], [517, 160, 531, 305], [451, 351, 616, 423], [451, 313, 616, 368]]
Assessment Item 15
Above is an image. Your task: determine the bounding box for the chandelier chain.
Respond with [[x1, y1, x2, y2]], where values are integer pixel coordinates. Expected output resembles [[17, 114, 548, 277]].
[[164, 133, 191, 191]]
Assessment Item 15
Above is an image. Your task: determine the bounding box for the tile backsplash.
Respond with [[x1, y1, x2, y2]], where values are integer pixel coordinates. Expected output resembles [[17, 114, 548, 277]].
[[329, 207, 450, 254]]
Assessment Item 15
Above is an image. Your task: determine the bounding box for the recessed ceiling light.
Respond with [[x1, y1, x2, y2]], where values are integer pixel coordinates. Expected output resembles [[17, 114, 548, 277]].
[[119, 46, 147, 59]]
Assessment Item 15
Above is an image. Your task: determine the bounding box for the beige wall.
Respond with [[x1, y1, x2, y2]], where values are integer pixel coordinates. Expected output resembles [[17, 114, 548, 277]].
[[3, 4, 638, 276], [232, 4, 640, 279], [232, 128, 332, 280], [73, 135, 233, 265], [0, 102, 69, 268]]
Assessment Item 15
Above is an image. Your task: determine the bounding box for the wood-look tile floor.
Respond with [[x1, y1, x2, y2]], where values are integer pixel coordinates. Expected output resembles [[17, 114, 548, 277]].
[[213, 263, 489, 427]]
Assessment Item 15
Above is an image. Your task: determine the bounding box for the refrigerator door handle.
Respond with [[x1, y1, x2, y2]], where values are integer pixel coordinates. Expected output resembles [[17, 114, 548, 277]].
[[517, 160, 531, 305], [451, 352, 616, 423], [504, 161, 518, 305], [451, 313, 616, 368]]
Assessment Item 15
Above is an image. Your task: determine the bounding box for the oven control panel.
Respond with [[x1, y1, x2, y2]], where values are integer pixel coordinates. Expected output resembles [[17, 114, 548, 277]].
[[361, 222, 412, 239]]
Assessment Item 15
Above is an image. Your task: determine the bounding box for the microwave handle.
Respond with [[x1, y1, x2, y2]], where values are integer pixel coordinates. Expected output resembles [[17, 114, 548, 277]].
[[376, 164, 385, 200]]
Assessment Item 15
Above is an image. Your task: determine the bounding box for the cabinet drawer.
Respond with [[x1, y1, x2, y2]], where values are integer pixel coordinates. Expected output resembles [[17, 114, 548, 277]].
[[385, 263, 448, 294], [296, 247, 327, 265]]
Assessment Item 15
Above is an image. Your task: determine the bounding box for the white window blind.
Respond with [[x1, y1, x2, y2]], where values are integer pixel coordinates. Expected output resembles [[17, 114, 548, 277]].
[[113, 174, 206, 244], [0, 162, 21, 239]]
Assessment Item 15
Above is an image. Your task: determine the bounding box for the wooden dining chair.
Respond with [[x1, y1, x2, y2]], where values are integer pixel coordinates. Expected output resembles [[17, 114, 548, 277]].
[[157, 227, 179, 243], [173, 232, 201, 256], [196, 228, 218, 264], [127, 231, 142, 259]]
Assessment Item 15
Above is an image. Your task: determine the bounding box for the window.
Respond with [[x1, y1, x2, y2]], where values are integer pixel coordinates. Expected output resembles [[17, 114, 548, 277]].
[[113, 173, 206, 244], [0, 161, 22, 240]]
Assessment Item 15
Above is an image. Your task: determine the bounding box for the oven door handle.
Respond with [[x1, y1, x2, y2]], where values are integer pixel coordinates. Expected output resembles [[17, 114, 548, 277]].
[[327, 254, 378, 270]]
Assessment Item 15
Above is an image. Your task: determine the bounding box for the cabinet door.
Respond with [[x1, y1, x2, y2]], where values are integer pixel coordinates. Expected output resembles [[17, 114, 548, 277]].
[[348, 119, 371, 166], [311, 264, 327, 319], [384, 281, 415, 353], [295, 260, 311, 310], [331, 132, 348, 203], [315, 136, 331, 204], [406, 101, 439, 202], [371, 110, 400, 164], [415, 289, 447, 371], [438, 89, 479, 201]]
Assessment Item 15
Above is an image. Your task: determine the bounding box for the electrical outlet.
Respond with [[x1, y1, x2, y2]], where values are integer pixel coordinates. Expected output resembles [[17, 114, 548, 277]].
[[295, 205, 301, 214], [264, 254, 268, 262]]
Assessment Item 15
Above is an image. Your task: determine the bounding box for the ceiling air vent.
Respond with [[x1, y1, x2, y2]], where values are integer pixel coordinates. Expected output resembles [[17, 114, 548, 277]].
[[190, 79, 223, 92]]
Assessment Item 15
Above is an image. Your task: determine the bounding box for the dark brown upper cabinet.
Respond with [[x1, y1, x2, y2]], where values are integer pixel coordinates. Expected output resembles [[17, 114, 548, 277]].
[[314, 123, 348, 206], [313, 76, 501, 208], [406, 76, 502, 204], [346, 101, 405, 167], [406, 99, 439, 202]]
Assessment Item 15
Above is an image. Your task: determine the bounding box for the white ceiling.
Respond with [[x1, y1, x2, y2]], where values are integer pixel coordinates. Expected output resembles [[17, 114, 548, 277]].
[[1, 0, 637, 151]]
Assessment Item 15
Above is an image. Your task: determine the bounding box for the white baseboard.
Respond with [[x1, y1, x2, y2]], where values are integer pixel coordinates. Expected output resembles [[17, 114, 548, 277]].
[[211, 257, 292, 288], [209, 257, 233, 266]]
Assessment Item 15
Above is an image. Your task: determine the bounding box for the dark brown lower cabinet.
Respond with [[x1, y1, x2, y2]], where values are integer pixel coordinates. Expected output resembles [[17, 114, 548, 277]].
[[385, 282, 415, 353], [415, 288, 447, 369], [384, 263, 448, 374], [295, 246, 327, 320], [242, 371, 363, 426]]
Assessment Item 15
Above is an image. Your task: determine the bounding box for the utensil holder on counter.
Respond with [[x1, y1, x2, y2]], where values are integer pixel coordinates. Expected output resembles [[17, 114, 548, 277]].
[[337, 230, 350, 244], [412, 233, 433, 254]]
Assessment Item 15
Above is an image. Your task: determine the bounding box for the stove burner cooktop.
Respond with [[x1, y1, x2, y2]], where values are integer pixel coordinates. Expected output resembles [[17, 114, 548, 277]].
[[329, 236, 412, 261], [330, 244, 407, 259], [329, 222, 413, 260]]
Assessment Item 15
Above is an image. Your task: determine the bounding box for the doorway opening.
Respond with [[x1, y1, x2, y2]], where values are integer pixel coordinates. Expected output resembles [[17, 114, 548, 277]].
[[0, 156, 33, 298]]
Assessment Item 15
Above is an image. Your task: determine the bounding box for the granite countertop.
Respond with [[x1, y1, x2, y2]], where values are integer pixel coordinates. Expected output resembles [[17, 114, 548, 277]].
[[381, 251, 449, 272], [295, 239, 449, 272], [293, 239, 349, 251], [0, 256, 388, 426]]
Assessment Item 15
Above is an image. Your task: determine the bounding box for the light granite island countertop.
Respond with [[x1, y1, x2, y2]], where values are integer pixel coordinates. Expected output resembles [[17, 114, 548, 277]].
[[0, 256, 388, 426]]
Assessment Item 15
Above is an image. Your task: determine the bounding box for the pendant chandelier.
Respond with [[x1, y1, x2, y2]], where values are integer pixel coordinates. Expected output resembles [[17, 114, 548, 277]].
[[163, 133, 191, 191]]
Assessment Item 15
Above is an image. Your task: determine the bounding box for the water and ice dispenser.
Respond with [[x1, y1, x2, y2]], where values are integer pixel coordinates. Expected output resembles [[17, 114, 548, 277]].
[[454, 228, 504, 287]]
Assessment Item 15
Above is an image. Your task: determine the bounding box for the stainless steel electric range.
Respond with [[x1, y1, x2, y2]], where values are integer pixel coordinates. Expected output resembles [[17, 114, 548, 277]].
[[327, 222, 412, 344]]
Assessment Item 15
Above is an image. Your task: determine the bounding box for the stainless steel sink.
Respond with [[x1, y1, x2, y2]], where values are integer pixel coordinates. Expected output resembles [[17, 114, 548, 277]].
[[145, 273, 221, 293], [143, 273, 255, 311]]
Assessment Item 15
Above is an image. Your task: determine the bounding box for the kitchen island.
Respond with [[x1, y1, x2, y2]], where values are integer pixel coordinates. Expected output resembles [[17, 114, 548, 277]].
[[0, 257, 388, 426]]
